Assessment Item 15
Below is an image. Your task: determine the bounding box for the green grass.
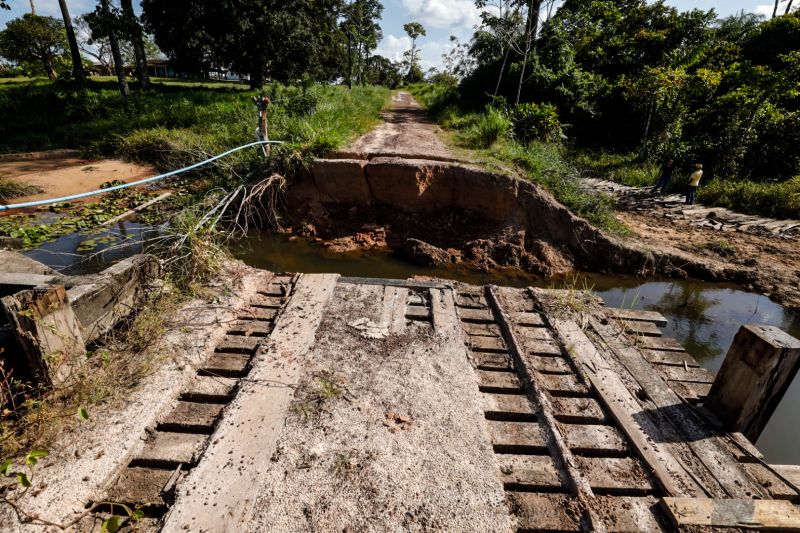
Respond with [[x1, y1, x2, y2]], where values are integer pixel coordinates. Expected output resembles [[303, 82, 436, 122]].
[[699, 178, 800, 220], [0, 177, 40, 201], [0, 79, 389, 175], [570, 150, 660, 188], [409, 83, 625, 233]]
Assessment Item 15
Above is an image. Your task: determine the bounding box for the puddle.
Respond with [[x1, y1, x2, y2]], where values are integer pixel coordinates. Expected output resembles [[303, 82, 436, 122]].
[[233, 232, 800, 465], [23, 220, 164, 275]]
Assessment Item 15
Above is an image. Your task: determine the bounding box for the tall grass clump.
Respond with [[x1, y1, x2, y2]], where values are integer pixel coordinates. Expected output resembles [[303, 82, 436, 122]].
[[699, 177, 800, 219], [571, 150, 660, 188], [459, 107, 512, 148]]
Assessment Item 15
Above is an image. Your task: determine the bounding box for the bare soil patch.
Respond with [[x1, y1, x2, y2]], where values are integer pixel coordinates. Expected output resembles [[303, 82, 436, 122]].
[[618, 210, 800, 310], [0, 151, 157, 207]]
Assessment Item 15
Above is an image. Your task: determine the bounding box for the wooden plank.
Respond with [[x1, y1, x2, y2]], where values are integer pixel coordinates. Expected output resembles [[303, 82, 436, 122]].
[[510, 312, 545, 327], [577, 457, 655, 494], [487, 420, 548, 454], [544, 309, 703, 498], [607, 308, 667, 327], [561, 424, 628, 456], [461, 322, 501, 337], [550, 396, 607, 424], [528, 355, 572, 374], [524, 340, 562, 356], [538, 373, 590, 396], [588, 316, 770, 499], [516, 326, 554, 343], [468, 335, 507, 353], [472, 352, 514, 371], [482, 393, 535, 419], [670, 380, 712, 401], [774, 465, 800, 489], [508, 493, 581, 532], [455, 292, 487, 309], [458, 307, 494, 323], [643, 349, 699, 367], [162, 274, 339, 533], [705, 325, 800, 442], [597, 496, 669, 532], [405, 305, 431, 321], [477, 370, 523, 393], [637, 336, 686, 352], [742, 463, 800, 501], [622, 320, 662, 337], [380, 285, 407, 334], [487, 287, 607, 532], [661, 497, 800, 530], [1, 286, 85, 385], [497, 454, 564, 490], [660, 365, 715, 384]]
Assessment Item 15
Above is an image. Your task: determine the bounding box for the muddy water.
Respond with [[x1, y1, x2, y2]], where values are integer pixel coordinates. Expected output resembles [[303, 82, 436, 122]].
[[233, 233, 800, 465]]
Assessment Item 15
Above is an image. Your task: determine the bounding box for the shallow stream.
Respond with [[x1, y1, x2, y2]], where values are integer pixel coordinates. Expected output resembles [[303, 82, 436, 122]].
[[23, 229, 800, 465]]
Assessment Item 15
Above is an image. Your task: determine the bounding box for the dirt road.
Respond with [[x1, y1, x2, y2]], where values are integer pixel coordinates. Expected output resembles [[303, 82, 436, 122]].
[[338, 91, 458, 161]]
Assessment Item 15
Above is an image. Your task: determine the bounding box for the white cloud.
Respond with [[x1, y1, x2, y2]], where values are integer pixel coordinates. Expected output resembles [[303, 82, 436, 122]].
[[375, 34, 412, 62], [399, 0, 481, 29], [754, 4, 774, 16], [30, 0, 96, 18]]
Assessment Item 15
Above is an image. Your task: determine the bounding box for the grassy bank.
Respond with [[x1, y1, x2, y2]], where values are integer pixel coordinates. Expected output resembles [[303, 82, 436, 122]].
[[0, 79, 389, 249], [0, 78, 389, 174], [410, 84, 624, 234]]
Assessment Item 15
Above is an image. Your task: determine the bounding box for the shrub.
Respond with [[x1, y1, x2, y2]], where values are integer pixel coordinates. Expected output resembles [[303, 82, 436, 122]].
[[460, 106, 512, 148], [509, 102, 564, 144]]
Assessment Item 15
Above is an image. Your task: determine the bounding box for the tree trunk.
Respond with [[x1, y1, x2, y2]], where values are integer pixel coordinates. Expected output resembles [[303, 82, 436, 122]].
[[641, 94, 656, 156], [786, 0, 794, 14], [100, 0, 129, 98], [44, 56, 57, 79], [29, 0, 35, 14], [494, 47, 509, 96], [347, 30, 353, 89], [409, 41, 416, 82], [515, 0, 540, 105], [57, 0, 85, 82], [120, 0, 149, 87], [249, 64, 264, 89], [773, 0, 780, 18]]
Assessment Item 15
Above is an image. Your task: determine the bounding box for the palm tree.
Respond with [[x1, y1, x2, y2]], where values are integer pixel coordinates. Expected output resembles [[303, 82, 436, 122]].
[[57, 0, 85, 81], [120, 0, 149, 87], [100, 0, 129, 98]]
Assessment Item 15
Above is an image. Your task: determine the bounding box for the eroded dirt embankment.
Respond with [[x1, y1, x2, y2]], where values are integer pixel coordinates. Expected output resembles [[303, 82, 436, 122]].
[[284, 156, 759, 290]]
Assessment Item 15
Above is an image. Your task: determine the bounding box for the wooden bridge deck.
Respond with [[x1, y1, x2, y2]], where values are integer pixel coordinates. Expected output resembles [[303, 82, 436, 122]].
[[90, 274, 800, 532]]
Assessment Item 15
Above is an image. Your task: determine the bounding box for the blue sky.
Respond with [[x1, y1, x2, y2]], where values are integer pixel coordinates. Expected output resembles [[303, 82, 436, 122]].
[[0, 1, 791, 69]]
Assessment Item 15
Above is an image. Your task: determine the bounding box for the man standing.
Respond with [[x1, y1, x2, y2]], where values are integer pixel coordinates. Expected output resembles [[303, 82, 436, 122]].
[[686, 163, 703, 205], [652, 159, 674, 195]]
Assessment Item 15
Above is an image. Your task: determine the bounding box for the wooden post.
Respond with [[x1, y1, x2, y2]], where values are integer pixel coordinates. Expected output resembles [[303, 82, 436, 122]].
[[1, 286, 85, 386], [705, 325, 800, 442]]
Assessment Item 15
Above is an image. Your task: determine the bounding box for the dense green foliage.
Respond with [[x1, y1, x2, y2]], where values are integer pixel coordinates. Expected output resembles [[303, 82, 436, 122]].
[[440, 1, 800, 217], [0, 14, 69, 79]]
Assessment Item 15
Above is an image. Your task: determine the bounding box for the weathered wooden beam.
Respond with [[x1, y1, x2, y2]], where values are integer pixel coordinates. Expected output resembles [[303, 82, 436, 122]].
[[588, 316, 770, 499], [487, 286, 607, 533], [607, 307, 668, 327], [1, 285, 85, 385], [661, 497, 800, 530], [705, 325, 800, 443]]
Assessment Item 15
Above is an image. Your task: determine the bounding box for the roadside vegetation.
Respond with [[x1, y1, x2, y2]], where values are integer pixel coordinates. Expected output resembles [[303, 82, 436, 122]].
[[423, 2, 800, 220]]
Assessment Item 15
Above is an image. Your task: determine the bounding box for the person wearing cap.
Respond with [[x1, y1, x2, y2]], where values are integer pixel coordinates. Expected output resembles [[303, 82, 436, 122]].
[[686, 163, 703, 205]]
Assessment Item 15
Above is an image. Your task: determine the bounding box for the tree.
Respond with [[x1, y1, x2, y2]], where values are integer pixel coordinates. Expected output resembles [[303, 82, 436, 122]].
[[342, 0, 383, 86], [142, 0, 345, 89], [94, 0, 129, 97], [119, 0, 149, 86], [57, 0, 85, 81], [403, 21, 425, 82], [0, 14, 67, 79]]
